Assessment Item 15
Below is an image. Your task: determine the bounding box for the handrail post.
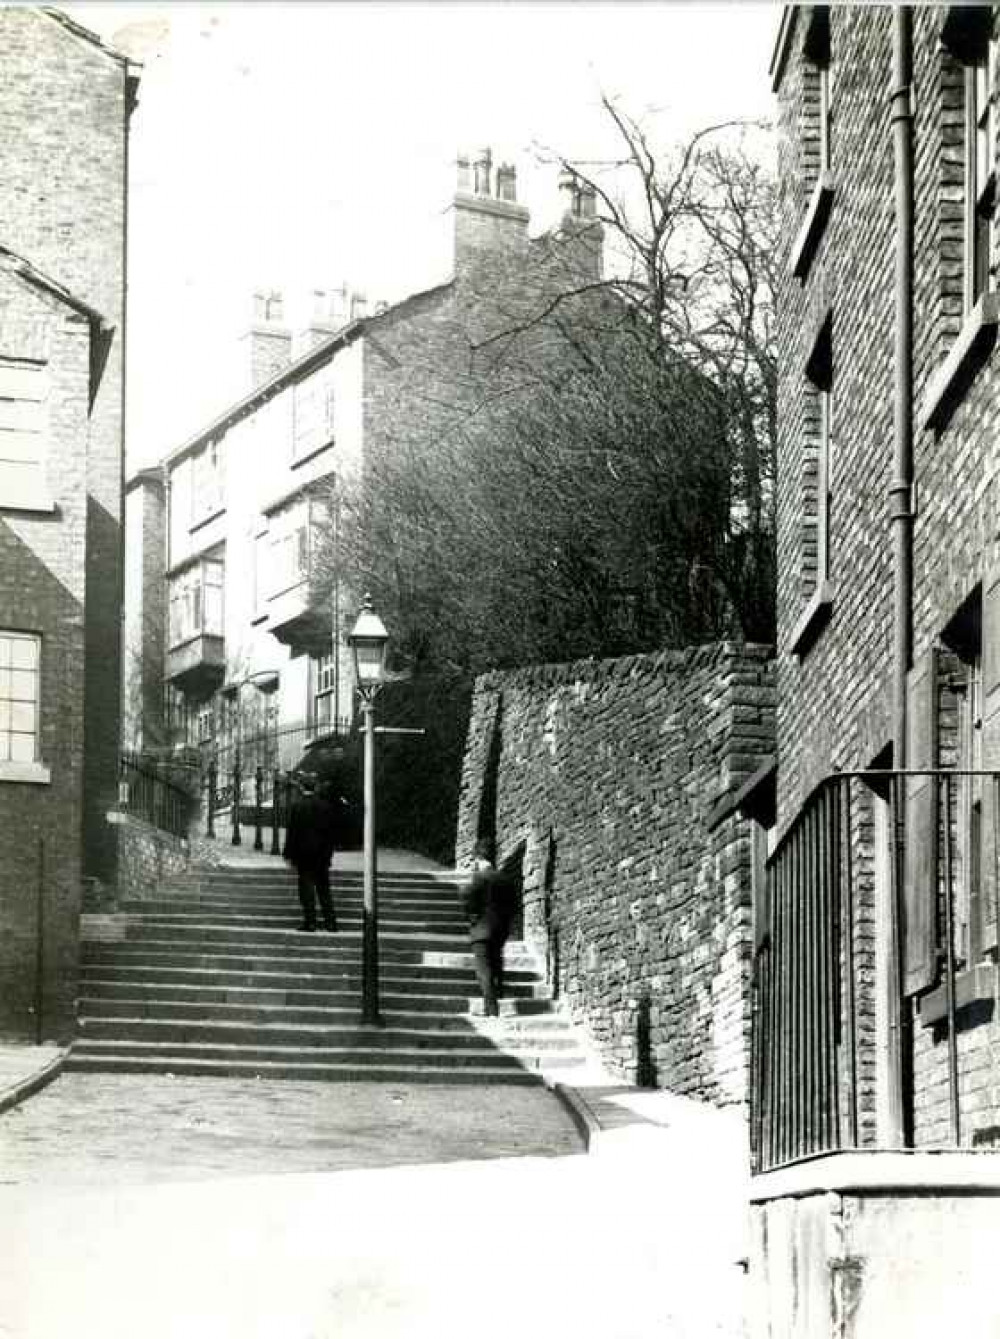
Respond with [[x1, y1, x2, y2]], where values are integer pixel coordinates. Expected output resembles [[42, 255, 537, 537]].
[[270, 767, 281, 855], [254, 765, 264, 850], [207, 758, 217, 839], [232, 758, 242, 846]]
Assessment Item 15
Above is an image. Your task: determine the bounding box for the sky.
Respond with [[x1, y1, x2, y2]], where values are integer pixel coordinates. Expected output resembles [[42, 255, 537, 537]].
[[64, 1, 780, 471]]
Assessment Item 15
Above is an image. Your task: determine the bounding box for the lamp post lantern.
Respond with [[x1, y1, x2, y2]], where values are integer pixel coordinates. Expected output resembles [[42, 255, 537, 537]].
[[347, 594, 389, 1026]]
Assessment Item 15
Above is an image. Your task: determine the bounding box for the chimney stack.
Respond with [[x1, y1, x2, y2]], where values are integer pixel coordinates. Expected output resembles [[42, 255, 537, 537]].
[[558, 167, 579, 220], [557, 169, 604, 281], [241, 288, 291, 389], [453, 144, 530, 280], [496, 162, 517, 203]]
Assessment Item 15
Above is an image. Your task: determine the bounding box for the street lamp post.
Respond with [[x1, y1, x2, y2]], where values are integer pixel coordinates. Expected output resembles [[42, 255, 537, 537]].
[[347, 594, 389, 1026]]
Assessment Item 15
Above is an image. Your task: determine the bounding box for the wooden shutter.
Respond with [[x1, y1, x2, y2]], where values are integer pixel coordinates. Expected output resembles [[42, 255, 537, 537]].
[[979, 566, 1000, 952], [904, 648, 939, 995]]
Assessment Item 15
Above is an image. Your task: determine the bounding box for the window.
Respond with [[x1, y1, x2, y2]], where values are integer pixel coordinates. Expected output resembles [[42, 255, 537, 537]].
[[965, 20, 997, 311], [252, 529, 269, 618], [0, 631, 40, 762], [168, 559, 224, 647], [196, 702, 214, 744], [190, 437, 226, 525], [292, 368, 336, 462], [0, 359, 50, 512], [312, 651, 338, 734], [267, 499, 310, 597], [790, 7, 834, 280], [804, 6, 832, 181], [790, 313, 833, 655]]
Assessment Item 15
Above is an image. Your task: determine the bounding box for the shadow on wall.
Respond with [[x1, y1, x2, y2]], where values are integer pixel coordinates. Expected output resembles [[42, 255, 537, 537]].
[[544, 828, 559, 998], [636, 991, 658, 1089], [475, 691, 503, 862]]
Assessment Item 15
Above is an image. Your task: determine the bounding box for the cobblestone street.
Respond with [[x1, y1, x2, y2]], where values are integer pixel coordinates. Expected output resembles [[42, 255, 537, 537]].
[[0, 1073, 583, 1185]]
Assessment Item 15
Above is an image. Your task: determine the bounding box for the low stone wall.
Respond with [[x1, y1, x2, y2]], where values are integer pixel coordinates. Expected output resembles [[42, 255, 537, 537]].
[[456, 642, 775, 1107], [86, 811, 192, 911]]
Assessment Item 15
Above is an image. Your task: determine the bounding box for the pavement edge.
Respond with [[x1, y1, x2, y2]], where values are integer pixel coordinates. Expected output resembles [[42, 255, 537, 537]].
[[0, 1048, 67, 1117], [549, 1080, 602, 1154]]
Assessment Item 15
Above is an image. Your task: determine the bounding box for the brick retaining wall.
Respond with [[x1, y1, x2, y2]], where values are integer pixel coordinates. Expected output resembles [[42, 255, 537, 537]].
[[457, 642, 775, 1107]]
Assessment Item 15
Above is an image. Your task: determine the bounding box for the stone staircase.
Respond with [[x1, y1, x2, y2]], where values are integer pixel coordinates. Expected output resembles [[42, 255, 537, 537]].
[[68, 864, 597, 1084]]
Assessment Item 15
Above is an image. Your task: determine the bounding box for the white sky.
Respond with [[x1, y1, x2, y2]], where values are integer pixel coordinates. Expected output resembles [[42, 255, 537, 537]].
[[64, 1, 780, 470]]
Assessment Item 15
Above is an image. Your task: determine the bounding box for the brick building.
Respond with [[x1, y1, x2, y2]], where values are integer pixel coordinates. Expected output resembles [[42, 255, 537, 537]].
[[748, 7, 1000, 1334], [129, 152, 604, 793], [0, 9, 138, 1039]]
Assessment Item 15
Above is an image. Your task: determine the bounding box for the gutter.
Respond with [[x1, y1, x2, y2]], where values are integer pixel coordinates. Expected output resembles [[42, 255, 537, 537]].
[[888, 4, 916, 1147]]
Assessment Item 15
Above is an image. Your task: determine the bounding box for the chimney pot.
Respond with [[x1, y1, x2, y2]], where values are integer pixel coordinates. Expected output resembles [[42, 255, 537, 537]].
[[558, 167, 578, 216], [457, 154, 472, 194], [578, 182, 597, 219], [496, 163, 517, 203], [474, 147, 493, 197], [350, 292, 368, 320]]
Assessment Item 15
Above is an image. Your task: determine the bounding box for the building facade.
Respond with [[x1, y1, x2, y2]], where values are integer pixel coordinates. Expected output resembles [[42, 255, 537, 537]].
[[130, 152, 604, 793], [0, 9, 138, 1039], [749, 7, 1000, 1334]]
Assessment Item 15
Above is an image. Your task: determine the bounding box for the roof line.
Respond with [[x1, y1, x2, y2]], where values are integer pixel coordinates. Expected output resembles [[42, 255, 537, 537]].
[[162, 276, 454, 468], [41, 7, 140, 71], [0, 243, 111, 328]]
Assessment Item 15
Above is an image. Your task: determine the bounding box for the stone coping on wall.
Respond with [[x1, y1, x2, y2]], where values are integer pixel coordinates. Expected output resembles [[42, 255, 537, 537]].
[[475, 641, 773, 692], [750, 1150, 1000, 1203]]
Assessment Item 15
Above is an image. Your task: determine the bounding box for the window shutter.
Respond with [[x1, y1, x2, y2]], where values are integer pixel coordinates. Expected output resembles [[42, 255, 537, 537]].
[[904, 648, 939, 995], [979, 566, 1000, 951]]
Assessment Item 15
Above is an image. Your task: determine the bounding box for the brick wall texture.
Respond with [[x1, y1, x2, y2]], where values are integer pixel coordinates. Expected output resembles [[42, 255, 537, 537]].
[[0, 9, 132, 1039], [456, 643, 775, 1107], [774, 5, 1000, 1147]]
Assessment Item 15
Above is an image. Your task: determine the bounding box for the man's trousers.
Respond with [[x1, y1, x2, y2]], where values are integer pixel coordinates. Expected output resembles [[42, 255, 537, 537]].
[[297, 863, 336, 931], [471, 935, 504, 1015]]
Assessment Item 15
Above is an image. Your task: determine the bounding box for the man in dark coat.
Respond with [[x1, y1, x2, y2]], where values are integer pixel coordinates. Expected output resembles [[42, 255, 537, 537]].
[[463, 841, 518, 1016], [282, 777, 339, 932]]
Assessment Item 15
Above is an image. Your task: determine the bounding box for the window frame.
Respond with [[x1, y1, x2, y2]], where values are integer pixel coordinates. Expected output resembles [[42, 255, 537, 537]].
[[0, 357, 54, 514], [965, 25, 998, 314], [0, 629, 48, 783], [789, 312, 834, 657]]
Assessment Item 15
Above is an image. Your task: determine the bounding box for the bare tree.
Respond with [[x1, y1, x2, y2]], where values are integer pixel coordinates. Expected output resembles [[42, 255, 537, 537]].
[[314, 101, 777, 679]]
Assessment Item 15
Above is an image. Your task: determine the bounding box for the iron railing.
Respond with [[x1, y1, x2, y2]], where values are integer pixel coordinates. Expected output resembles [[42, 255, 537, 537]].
[[119, 750, 199, 839], [753, 768, 1000, 1173]]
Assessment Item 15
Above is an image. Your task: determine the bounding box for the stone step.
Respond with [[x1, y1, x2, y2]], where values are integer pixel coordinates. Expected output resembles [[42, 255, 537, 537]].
[[82, 923, 485, 953], [114, 909, 470, 934], [80, 941, 536, 974], [75, 1015, 580, 1053], [78, 996, 570, 1032], [165, 873, 459, 893], [77, 964, 549, 998], [63, 1051, 546, 1086], [120, 896, 464, 917], [78, 981, 556, 1015], [66, 1036, 584, 1070], [81, 935, 535, 968]]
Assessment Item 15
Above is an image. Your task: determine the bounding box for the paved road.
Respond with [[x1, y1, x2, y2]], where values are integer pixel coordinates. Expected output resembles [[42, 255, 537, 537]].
[[0, 1073, 583, 1185], [0, 1074, 746, 1339]]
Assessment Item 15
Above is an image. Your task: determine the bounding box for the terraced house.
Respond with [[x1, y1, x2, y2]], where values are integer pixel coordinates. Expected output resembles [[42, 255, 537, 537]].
[[747, 7, 1000, 1334], [0, 9, 139, 1041], [127, 151, 605, 795]]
